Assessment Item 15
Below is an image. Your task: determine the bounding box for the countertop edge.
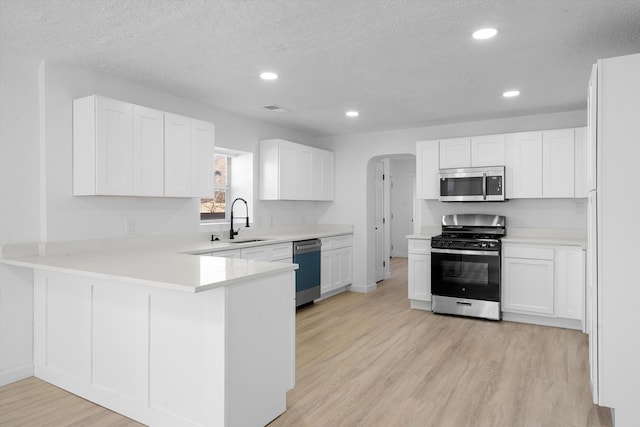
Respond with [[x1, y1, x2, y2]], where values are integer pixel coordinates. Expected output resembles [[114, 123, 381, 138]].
[[0, 229, 347, 293], [1, 256, 298, 293]]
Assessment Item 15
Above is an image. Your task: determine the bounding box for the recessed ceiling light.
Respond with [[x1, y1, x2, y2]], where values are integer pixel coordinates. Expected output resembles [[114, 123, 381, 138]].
[[503, 90, 521, 98], [346, 111, 359, 117], [472, 28, 498, 40], [260, 72, 278, 80]]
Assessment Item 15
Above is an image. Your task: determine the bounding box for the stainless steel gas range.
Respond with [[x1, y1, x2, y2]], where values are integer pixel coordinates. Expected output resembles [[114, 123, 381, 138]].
[[430, 214, 506, 321]]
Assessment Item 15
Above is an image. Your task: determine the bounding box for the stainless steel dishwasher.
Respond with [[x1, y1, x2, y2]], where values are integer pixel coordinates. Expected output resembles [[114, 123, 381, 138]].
[[293, 239, 321, 307]]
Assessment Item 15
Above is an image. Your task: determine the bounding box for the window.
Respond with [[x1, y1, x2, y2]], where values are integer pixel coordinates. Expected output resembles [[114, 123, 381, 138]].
[[200, 148, 253, 223], [200, 154, 230, 221]]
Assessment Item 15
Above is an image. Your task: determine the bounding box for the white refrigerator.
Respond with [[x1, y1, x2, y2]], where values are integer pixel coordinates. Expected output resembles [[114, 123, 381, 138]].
[[586, 52, 640, 425]]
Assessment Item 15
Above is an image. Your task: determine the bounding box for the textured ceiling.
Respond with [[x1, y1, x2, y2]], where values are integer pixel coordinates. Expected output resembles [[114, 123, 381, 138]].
[[1, 0, 640, 137]]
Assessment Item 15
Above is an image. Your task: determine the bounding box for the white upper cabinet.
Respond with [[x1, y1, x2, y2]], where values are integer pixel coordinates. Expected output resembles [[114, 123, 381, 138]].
[[295, 144, 314, 200], [164, 113, 193, 197], [439, 137, 471, 169], [313, 148, 335, 201], [574, 127, 587, 198], [416, 140, 439, 199], [586, 64, 598, 193], [191, 119, 215, 198], [132, 105, 164, 197], [471, 134, 505, 167], [74, 96, 133, 196], [417, 127, 584, 201], [73, 95, 214, 198], [505, 131, 543, 198], [543, 128, 575, 198], [259, 139, 334, 201], [162, 114, 215, 198]]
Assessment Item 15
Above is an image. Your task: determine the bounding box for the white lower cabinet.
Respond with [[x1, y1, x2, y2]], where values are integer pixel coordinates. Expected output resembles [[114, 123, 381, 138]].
[[555, 246, 585, 321], [207, 249, 240, 258], [33, 268, 295, 427], [320, 251, 332, 294], [407, 238, 431, 305], [320, 235, 353, 297], [216, 242, 294, 262], [331, 247, 352, 289], [502, 243, 585, 328], [503, 252, 555, 315]]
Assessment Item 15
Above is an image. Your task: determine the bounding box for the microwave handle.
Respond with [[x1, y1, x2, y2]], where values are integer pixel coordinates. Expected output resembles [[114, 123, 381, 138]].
[[482, 172, 487, 200]]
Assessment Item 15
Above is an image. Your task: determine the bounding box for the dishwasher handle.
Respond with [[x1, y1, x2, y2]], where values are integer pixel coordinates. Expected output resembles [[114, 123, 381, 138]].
[[293, 239, 322, 254]]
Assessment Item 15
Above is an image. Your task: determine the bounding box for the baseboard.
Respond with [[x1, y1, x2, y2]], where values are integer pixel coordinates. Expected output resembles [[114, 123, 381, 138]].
[[348, 282, 377, 293], [316, 286, 349, 301], [0, 364, 34, 386], [502, 312, 583, 330], [410, 299, 431, 311]]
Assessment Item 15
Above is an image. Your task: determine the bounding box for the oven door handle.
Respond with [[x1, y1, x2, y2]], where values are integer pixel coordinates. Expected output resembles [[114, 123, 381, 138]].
[[430, 248, 500, 256]]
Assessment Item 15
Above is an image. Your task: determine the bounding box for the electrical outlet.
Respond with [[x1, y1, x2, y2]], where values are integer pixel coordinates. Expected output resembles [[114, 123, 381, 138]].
[[125, 219, 135, 235]]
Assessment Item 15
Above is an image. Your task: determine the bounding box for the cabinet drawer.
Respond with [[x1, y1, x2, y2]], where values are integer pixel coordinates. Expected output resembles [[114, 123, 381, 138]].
[[240, 246, 269, 260], [206, 249, 241, 258], [270, 243, 293, 260], [332, 234, 352, 249], [503, 245, 554, 260], [408, 239, 431, 254]]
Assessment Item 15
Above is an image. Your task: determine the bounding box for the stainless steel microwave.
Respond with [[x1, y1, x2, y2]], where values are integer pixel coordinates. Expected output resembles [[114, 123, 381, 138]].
[[439, 166, 505, 202]]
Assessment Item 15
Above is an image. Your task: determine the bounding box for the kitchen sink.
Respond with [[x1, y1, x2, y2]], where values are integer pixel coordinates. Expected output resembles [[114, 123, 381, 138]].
[[225, 238, 267, 243]]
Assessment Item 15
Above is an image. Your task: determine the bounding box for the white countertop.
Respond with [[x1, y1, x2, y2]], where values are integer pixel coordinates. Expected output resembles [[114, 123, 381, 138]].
[[501, 228, 587, 248], [0, 225, 353, 293]]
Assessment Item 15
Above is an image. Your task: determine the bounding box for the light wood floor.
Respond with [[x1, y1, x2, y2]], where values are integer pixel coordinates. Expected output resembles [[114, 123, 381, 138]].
[[0, 257, 612, 426]]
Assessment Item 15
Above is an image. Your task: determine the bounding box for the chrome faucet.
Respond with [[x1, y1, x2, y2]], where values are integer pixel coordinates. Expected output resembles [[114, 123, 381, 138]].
[[229, 197, 249, 239]]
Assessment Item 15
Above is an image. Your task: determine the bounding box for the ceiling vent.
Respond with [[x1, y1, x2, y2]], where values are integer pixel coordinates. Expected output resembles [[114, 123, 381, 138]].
[[263, 105, 290, 113]]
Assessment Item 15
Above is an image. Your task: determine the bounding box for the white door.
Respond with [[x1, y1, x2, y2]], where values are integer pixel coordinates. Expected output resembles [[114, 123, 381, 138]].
[[542, 129, 575, 198], [587, 191, 599, 403], [132, 105, 164, 197], [375, 161, 385, 282], [278, 141, 298, 200], [164, 113, 192, 197], [390, 159, 414, 257], [471, 134, 505, 166], [505, 131, 543, 198], [415, 140, 439, 199], [191, 119, 215, 198], [96, 97, 133, 195], [439, 137, 471, 168]]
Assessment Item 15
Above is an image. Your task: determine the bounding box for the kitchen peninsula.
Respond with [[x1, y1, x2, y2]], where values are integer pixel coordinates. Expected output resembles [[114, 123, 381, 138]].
[[0, 236, 300, 427]]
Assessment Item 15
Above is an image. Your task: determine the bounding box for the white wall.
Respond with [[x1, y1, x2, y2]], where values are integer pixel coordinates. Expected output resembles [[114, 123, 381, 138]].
[[41, 61, 322, 242], [318, 110, 587, 290], [0, 53, 41, 384]]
